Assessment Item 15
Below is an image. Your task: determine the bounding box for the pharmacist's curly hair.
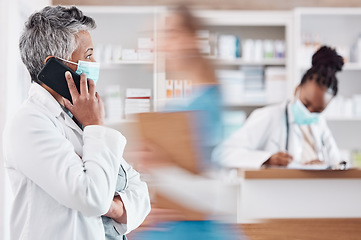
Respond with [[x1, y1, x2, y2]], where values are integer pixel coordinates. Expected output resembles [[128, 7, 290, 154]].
[[19, 5, 96, 83], [300, 46, 344, 96]]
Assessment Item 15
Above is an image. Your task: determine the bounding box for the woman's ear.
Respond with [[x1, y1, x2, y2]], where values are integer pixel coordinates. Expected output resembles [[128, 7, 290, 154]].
[[294, 85, 300, 96]]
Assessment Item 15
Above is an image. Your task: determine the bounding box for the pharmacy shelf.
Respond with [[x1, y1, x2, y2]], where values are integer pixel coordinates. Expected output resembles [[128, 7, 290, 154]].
[[325, 117, 361, 122], [207, 57, 286, 66], [299, 63, 361, 71], [224, 102, 280, 108], [101, 61, 154, 69], [343, 63, 361, 71], [193, 10, 292, 27]]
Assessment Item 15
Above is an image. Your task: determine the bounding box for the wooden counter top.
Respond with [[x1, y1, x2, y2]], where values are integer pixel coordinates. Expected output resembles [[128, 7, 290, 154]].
[[242, 218, 361, 240], [240, 168, 361, 179]]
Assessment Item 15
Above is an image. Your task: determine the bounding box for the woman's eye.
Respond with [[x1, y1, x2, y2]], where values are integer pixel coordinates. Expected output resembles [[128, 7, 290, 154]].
[[86, 54, 92, 60]]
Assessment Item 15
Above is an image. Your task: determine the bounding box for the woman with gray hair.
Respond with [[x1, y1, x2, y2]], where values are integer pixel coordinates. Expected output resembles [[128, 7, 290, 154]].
[[3, 5, 150, 240]]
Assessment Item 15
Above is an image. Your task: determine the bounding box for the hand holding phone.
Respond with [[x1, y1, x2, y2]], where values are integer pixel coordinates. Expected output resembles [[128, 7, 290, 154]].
[[63, 71, 104, 127]]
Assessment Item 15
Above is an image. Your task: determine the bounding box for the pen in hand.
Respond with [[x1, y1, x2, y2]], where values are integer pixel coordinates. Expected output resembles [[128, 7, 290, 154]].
[[264, 140, 293, 167]]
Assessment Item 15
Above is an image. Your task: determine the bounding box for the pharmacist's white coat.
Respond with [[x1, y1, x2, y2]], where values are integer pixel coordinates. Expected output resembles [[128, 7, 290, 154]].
[[212, 102, 341, 168], [3, 83, 150, 240]]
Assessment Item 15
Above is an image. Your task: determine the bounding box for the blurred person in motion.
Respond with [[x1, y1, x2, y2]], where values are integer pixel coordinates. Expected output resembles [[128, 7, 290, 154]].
[[129, 5, 243, 240], [160, 4, 223, 166], [3, 6, 150, 240], [212, 46, 344, 169]]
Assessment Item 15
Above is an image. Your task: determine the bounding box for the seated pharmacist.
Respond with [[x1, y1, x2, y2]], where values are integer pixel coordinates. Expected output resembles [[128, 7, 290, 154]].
[[212, 46, 345, 169]]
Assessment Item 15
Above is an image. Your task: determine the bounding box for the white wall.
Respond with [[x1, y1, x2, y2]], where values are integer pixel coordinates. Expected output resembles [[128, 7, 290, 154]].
[[0, 1, 51, 239], [0, 0, 9, 238]]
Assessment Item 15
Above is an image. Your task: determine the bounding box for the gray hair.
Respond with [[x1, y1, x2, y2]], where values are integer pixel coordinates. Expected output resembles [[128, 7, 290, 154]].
[[19, 5, 96, 83]]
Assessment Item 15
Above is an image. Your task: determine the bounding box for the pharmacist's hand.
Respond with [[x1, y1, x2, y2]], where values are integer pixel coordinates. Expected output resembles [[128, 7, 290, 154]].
[[264, 152, 293, 166], [63, 71, 104, 127]]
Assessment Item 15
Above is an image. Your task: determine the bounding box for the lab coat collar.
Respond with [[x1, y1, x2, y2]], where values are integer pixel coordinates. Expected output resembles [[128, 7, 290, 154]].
[[28, 83, 63, 118], [63, 112, 84, 135], [28, 83, 83, 134], [286, 100, 295, 124], [286, 100, 303, 141]]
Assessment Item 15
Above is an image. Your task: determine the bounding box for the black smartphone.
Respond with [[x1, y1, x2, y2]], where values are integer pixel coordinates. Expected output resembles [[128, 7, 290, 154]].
[[37, 57, 80, 103]]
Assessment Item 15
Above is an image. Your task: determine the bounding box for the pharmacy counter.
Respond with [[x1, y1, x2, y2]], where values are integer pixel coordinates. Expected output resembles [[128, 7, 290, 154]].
[[236, 168, 361, 223], [241, 218, 361, 240]]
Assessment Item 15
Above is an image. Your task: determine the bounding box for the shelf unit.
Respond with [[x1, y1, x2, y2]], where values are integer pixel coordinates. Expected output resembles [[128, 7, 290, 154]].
[[191, 10, 293, 125], [294, 8, 361, 119], [76, 6, 361, 145], [81, 6, 163, 121], [326, 117, 361, 121], [300, 62, 361, 71], [206, 56, 287, 66]]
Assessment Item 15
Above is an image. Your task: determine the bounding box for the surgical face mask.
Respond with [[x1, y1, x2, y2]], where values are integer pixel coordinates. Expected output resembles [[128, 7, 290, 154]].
[[291, 99, 320, 125], [56, 57, 100, 85]]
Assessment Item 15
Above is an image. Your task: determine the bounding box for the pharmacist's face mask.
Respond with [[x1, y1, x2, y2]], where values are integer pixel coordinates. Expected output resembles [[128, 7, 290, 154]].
[[291, 98, 320, 125], [57, 57, 100, 85]]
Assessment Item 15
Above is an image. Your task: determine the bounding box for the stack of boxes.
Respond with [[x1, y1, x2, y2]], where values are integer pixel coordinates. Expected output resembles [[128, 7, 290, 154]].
[[124, 88, 151, 119]]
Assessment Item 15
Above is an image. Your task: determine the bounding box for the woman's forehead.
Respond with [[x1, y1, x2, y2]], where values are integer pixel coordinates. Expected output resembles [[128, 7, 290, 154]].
[[76, 31, 93, 48]]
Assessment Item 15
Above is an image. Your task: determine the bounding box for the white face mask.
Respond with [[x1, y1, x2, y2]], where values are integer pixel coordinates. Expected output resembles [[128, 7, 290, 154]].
[[56, 57, 100, 85]]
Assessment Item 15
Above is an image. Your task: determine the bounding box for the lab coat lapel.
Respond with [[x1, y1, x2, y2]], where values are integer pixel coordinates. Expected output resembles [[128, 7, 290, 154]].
[[63, 114, 83, 136], [287, 103, 303, 162], [310, 123, 323, 160]]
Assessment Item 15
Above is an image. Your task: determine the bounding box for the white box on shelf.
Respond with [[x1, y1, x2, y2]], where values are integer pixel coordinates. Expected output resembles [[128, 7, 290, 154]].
[[263, 39, 274, 59], [138, 38, 154, 49], [244, 90, 266, 103], [254, 39, 264, 61], [122, 49, 138, 60], [94, 44, 104, 63], [243, 39, 254, 61], [137, 49, 153, 60], [265, 67, 287, 103], [126, 88, 151, 98], [353, 94, 361, 117], [104, 44, 113, 63], [112, 45, 123, 62], [275, 40, 286, 59], [217, 69, 245, 105], [356, 36, 361, 64], [218, 34, 239, 60], [344, 98, 354, 118], [105, 85, 123, 121], [125, 88, 151, 119]]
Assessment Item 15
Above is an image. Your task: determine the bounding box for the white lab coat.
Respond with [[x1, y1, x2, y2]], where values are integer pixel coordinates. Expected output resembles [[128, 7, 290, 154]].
[[212, 102, 341, 169], [3, 83, 150, 240]]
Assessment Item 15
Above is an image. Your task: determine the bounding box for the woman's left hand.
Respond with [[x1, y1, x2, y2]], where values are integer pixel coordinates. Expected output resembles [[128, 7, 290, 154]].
[[104, 196, 127, 224]]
